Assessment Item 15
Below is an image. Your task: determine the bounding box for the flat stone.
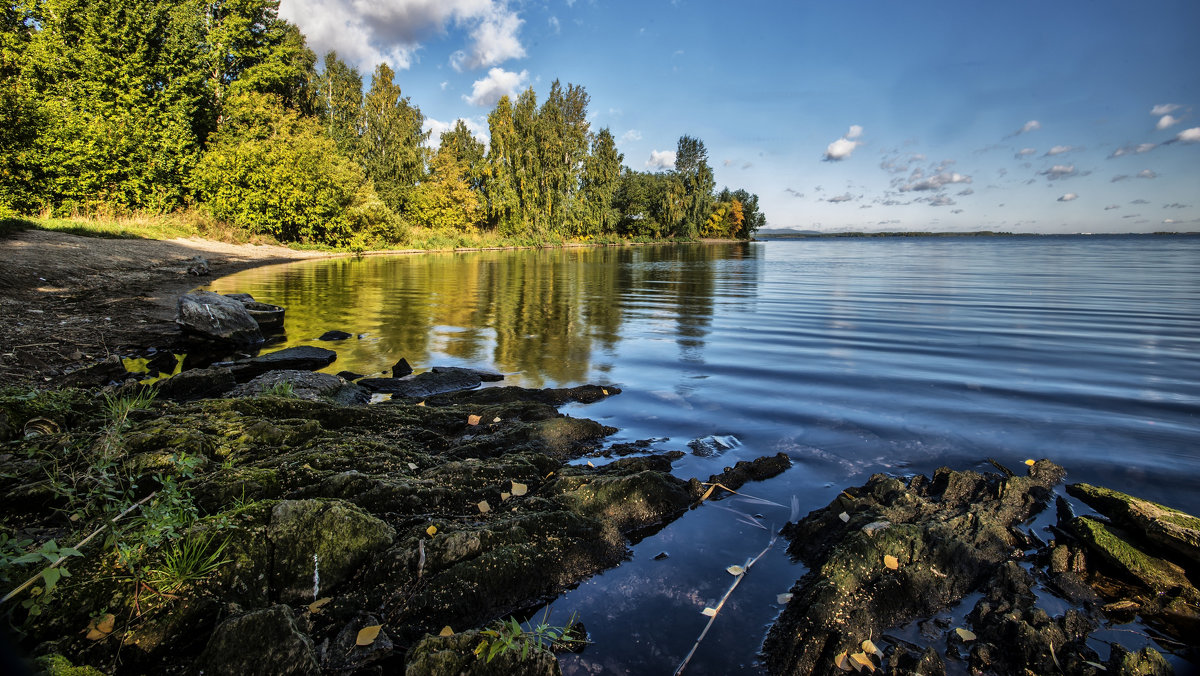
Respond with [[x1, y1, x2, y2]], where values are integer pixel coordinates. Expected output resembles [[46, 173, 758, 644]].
[[1067, 482, 1200, 566], [228, 370, 369, 405], [231, 346, 337, 382], [177, 291, 263, 346], [319, 330, 352, 341], [154, 366, 236, 401], [359, 368, 485, 398]]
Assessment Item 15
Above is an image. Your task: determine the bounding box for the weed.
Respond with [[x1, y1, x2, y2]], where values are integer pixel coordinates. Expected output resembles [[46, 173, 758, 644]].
[[146, 531, 230, 594], [258, 381, 295, 398], [474, 609, 586, 663]]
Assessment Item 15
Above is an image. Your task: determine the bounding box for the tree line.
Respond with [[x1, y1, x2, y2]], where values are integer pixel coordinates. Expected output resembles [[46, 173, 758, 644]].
[[0, 0, 765, 246]]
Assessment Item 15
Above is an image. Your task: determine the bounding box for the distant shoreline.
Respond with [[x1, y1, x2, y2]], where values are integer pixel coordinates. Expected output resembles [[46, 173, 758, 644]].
[[755, 230, 1200, 240]]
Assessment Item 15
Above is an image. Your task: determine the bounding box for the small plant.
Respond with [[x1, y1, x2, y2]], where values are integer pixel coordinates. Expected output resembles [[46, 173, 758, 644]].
[[258, 381, 295, 398], [474, 610, 586, 663], [146, 531, 230, 593], [103, 389, 158, 432]]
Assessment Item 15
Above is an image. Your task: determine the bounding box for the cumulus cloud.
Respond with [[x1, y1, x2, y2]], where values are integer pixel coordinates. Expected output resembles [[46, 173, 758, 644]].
[[784, 188, 804, 198], [1039, 164, 1077, 180], [646, 150, 676, 170], [1045, 145, 1077, 156], [1057, 193, 1079, 202], [620, 130, 642, 143], [1008, 120, 1041, 137], [898, 172, 973, 192], [280, 0, 525, 72], [1137, 169, 1157, 179], [548, 16, 560, 34], [463, 68, 528, 107], [1177, 127, 1200, 143], [1110, 143, 1158, 158], [825, 193, 855, 203], [423, 116, 489, 144], [823, 126, 863, 161], [1151, 103, 1181, 116], [1156, 115, 1180, 130], [1015, 148, 1037, 158], [957, 188, 974, 196], [1104, 204, 1120, 210], [926, 196, 955, 207]]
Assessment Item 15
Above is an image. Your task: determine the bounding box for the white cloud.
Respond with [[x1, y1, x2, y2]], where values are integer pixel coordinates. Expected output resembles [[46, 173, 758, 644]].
[[1137, 169, 1157, 179], [423, 116, 489, 145], [1057, 193, 1079, 202], [279, 0, 524, 73], [1040, 164, 1077, 180], [548, 16, 560, 34], [899, 172, 973, 192], [1010, 120, 1041, 137], [1110, 142, 1158, 158], [1151, 103, 1181, 116], [1015, 148, 1037, 158], [825, 193, 854, 203], [646, 150, 676, 170], [620, 130, 642, 143], [823, 126, 864, 161], [1104, 204, 1120, 210], [463, 68, 528, 107], [1177, 127, 1200, 143], [1045, 145, 1076, 156], [1156, 114, 1180, 130]]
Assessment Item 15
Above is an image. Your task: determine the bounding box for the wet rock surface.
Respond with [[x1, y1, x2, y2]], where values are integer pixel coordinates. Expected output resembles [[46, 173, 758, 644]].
[[230, 346, 338, 382], [228, 370, 370, 405], [762, 462, 1197, 675], [176, 290, 264, 346], [358, 366, 503, 398]]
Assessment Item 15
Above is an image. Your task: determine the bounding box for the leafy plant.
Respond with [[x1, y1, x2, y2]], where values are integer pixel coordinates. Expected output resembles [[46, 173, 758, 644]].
[[146, 531, 230, 593], [258, 381, 296, 398], [473, 610, 586, 663]]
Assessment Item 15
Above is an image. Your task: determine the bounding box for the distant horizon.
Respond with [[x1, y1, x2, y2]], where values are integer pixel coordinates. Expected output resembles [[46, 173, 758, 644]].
[[279, 0, 1199, 235], [754, 227, 1200, 237]]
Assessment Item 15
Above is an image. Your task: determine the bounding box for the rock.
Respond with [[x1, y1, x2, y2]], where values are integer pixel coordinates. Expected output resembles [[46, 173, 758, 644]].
[[231, 346, 337, 382], [762, 461, 1066, 675], [177, 291, 264, 346], [431, 365, 504, 382], [404, 630, 561, 676], [359, 367, 485, 398], [227, 370, 370, 405], [266, 499, 395, 603], [335, 370, 363, 382], [57, 354, 128, 388], [325, 614, 394, 671], [318, 330, 352, 341], [393, 357, 413, 377], [241, 301, 285, 333], [687, 434, 740, 457], [1107, 644, 1173, 676], [1067, 482, 1200, 566], [705, 453, 791, 493], [223, 293, 256, 303], [153, 366, 236, 401], [186, 255, 209, 276], [195, 605, 319, 676], [430, 384, 618, 407], [1069, 515, 1199, 599]]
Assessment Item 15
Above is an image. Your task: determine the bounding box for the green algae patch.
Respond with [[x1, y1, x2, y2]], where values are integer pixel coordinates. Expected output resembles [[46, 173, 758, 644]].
[[1071, 516, 1198, 598], [34, 654, 107, 676], [1068, 482, 1200, 566]]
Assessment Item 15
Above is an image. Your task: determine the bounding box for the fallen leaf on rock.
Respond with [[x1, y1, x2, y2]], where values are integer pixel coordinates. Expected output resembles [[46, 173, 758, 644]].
[[862, 639, 883, 659], [726, 564, 745, 576], [500, 492, 511, 501], [545, 471, 555, 479], [467, 414, 481, 426], [511, 481, 528, 496], [439, 626, 454, 637], [701, 607, 718, 617], [85, 613, 115, 640], [1024, 458, 1035, 466], [883, 555, 899, 570], [407, 462, 418, 471], [834, 651, 853, 672], [356, 625, 381, 646], [849, 652, 876, 672], [602, 388, 609, 395], [426, 525, 437, 536], [308, 598, 332, 613], [477, 500, 490, 514], [417, 401, 425, 407], [838, 511, 850, 523], [776, 593, 793, 604], [492, 416, 501, 423], [699, 485, 716, 502], [955, 627, 976, 641]]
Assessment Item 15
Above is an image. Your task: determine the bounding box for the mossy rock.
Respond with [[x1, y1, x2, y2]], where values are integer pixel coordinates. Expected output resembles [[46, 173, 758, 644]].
[[404, 630, 561, 676], [33, 654, 107, 676], [194, 605, 319, 676], [267, 499, 396, 603], [1068, 482, 1200, 566], [1070, 515, 1198, 599], [553, 470, 692, 534]]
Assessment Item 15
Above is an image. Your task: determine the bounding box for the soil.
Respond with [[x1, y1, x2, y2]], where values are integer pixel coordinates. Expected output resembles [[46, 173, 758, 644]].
[[0, 230, 330, 386]]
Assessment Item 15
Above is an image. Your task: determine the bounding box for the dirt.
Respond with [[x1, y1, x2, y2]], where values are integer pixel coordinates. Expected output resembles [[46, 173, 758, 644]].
[[0, 230, 331, 386]]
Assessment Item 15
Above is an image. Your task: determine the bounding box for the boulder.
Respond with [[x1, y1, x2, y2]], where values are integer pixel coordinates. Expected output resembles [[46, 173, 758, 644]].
[[195, 605, 319, 676], [228, 370, 369, 406], [177, 291, 263, 346], [186, 255, 209, 276], [319, 330, 352, 341], [393, 357, 413, 377], [153, 366, 236, 401], [231, 346, 337, 382], [1067, 482, 1200, 566], [359, 366, 492, 398]]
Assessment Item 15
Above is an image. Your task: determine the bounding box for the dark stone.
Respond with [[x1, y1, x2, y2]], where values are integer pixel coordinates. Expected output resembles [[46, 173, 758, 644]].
[[228, 370, 370, 406], [431, 365, 504, 382], [335, 370, 363, 382], [223, 293, 256, 303], [319, 330, 352, 341], [153, 366, 236, 401], [186, 255, 209, 276], [429, 384, 618, 407], [325, 614, 394, 671], [57, 354, 128, 388], [359, 368, 484, 398], [687, 434, 740, 457], [705, 453, 792, 494], [231, 346, 337, 382], [242, 301, 285, 333], [392, 357, 413, 377], [177, 290, 263, 346], [195, 605, 319, 676]]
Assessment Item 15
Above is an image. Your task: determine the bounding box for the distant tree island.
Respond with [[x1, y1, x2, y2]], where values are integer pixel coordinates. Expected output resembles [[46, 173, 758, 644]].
[[755, 230, 1199, 239], [0, 0, 764, 248]]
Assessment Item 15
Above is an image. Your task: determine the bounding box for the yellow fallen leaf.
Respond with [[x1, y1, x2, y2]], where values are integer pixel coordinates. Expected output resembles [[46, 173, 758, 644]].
[[500, 492, 511, 501], [776, 593, 793, 604], [955, 627, 977, 641], [511, 481, 528, 496], [849, 652, 876, 672], [1024, 458, 1035, 466], [701, 607, 718, 617], [308, 598, 332, 613], [426, 525, 437, 537], [467, 414, 481, 425], [417, 401, 426, 407], [862, 639, 883, 659], [439, 625, 454, 637], [602, 388, 609, 395], [477, 500, 491, 514], [492, 416, 501, 423], [586, 461, 595, 467], [883, 555, 899, 570], [407, 462, 418, 471], [838, 511, 850, 523], [545, 471, 555, 479], [85, 613, 116, 640], [834, 651, 853, 672], [356, 625, 382, 646], [699, 484, 716, 502], [726, 564, 745, 576]]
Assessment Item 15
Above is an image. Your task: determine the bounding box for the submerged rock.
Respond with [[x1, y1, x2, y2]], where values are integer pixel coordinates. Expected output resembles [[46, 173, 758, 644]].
[[687, 434, 740, 457], [177, 290, 263, 346], [318, 330, 351, 341]]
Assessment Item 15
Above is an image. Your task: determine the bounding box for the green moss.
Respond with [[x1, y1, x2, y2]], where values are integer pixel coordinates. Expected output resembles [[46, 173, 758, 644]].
[[34, 654, 107, 676], [1072, 516, 1195, 594]]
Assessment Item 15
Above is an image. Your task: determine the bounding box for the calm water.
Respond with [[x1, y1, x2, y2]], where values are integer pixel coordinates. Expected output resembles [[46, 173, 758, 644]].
[[207, 236, 1200, 673]]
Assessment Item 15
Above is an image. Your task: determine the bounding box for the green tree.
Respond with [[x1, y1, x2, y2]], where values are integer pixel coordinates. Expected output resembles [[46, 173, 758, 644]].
[[579, 128, 623, 236], [410, 140, 482, 234], [0, 0, 41, 212], [359, 62, 427, 216], [439, 119, 486, 192], [315, 51, 361, 156], [673, 134, 715, 238], [483, 95, 521, 234]]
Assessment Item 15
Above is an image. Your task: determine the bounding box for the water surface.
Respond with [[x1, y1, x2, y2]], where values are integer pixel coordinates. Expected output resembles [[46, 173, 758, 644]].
[[208, 235, 1200, 672]]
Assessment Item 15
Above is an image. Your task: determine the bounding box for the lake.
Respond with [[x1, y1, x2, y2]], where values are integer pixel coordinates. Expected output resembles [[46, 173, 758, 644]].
[[207, 235, 1200, 673]]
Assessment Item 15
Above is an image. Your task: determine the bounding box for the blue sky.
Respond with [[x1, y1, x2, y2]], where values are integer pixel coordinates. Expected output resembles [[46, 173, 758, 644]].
[[279, 0, 1200, 233]]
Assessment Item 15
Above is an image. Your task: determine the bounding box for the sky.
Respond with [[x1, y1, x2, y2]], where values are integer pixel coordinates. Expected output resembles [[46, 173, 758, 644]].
[[278, 0, 1200, 234]]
